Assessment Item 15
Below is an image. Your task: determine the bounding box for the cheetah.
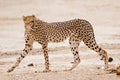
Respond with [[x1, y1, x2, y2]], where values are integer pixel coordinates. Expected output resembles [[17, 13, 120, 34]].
[[7, 15, 113, 72]]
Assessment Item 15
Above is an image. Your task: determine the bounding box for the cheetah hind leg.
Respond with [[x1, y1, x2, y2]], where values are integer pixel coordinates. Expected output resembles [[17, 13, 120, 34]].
[[64, 47, 80, 71], [64, 36, 81, 71]]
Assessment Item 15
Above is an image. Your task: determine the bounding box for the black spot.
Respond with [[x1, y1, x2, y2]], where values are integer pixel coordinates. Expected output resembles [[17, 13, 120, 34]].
[[89, 41, 93, 44], [71, 47, 73, 49], [44, 50, 48, 53], [88, 45, 90, 48], [74, 47, 76, 50], [76, 51, 78, 54], [95, 46, 98, 49], [23, 49, 28, 53], [75, 40, 77, 42], [25, 40, 28, 43], [27, 38, 29, 41], [21, 54, 25, 58], [98, 48, 101, 52], [76, 57, 80, 61], [25, 44, 31, 47], [91, 45, 94, 47], [42, 46, 47, 49], [71, 47, 74, 51], [73, 53, 77, 56], [72, 49, 75, 51]]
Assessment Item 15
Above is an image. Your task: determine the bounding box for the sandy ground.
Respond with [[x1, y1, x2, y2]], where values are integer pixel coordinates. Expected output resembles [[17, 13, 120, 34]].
[[0, 0, 120, 80], [0, 48, 120, 80]]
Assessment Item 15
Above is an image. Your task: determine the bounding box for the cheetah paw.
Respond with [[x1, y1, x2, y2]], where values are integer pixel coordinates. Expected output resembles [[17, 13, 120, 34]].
[[7, 68, 14, 73], [63, 69, 72, 72], [43, 69, 51, 73]]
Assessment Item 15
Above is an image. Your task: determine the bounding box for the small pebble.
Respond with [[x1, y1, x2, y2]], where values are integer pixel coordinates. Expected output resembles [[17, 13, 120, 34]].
[[28, 63, 34, 66], [108, 57, 113, 62]]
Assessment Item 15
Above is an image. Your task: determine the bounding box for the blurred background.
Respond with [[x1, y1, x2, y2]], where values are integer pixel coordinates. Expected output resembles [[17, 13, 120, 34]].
[[0, 0, 120, 52]]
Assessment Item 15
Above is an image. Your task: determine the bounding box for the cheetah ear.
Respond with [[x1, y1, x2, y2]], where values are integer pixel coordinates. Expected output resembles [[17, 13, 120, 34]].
[[32, 15, 37, 22], [32, 15, 35, 17], [23, 16, 26, 21]]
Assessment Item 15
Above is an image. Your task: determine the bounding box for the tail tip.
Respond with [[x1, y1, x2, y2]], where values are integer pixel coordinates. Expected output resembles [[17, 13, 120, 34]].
[[108, 57, 113, 62]]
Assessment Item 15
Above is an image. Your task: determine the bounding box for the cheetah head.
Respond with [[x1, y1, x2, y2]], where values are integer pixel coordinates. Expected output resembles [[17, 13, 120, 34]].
[[23, 15, 37, 31]]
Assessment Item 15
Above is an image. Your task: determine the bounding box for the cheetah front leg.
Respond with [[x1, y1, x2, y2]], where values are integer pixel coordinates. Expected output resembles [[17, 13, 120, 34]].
[[7, 36, 33, 72], [65, 36, 81, 71], [41, 44, 51, 72]]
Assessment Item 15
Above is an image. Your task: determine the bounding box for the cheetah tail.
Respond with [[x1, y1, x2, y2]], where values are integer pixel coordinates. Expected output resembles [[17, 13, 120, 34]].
[[83, 38, 113, 62]]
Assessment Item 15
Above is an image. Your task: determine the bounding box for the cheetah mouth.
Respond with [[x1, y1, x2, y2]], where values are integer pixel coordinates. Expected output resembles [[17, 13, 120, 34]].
[[31, 25, 35, 31]]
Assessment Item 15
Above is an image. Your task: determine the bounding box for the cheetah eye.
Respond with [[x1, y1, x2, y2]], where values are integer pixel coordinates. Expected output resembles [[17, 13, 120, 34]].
[[31, 26, 34, 29], [31, 21, 34, 23]]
